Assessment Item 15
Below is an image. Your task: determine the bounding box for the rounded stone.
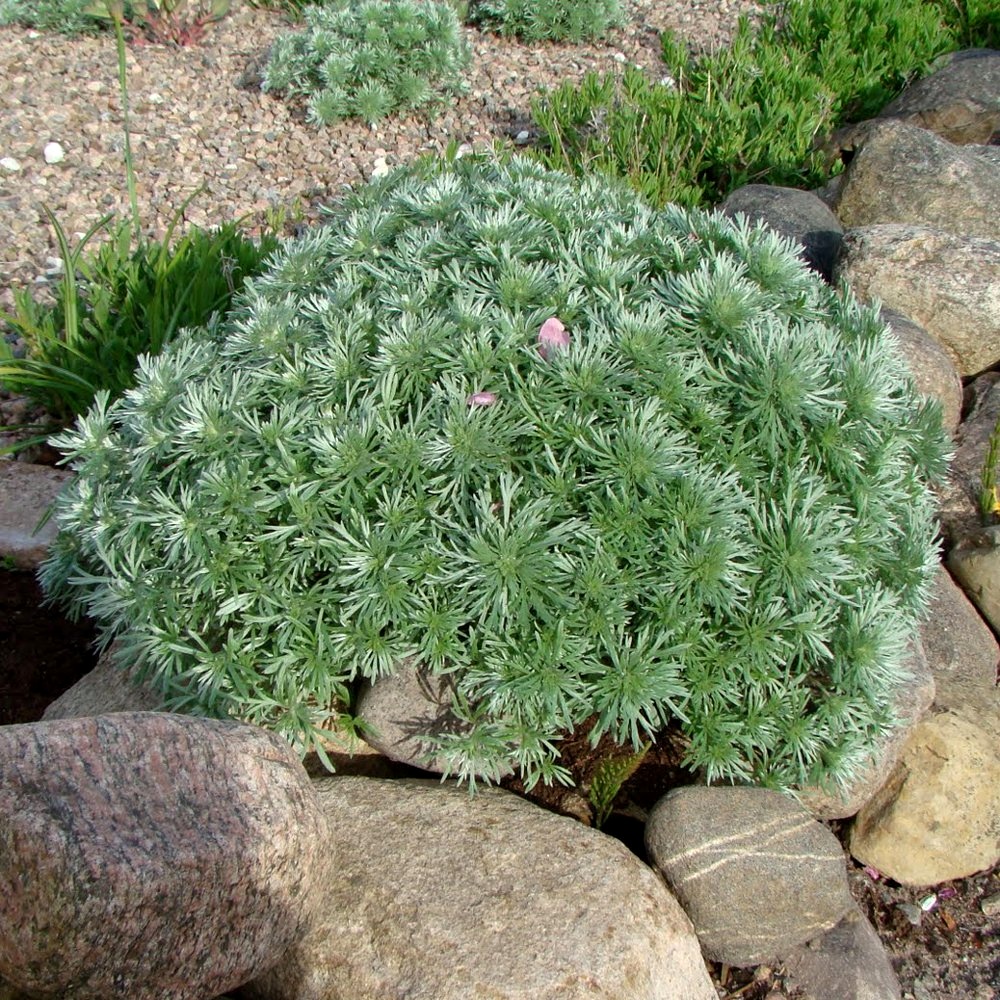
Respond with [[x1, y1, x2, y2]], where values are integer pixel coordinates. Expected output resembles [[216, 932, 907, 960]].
[[0, 713, 328, 1000], [645, 786, 853, 966]]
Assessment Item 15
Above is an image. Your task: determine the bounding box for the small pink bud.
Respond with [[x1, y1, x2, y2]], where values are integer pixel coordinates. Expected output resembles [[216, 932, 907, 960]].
[[467, 391, 497, 408], [537, 317, 569, 359], [863, 865, 881, 881]]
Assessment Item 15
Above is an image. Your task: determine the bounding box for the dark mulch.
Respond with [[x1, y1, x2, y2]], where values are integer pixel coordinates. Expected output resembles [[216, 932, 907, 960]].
[[0, 569, 97, 725]]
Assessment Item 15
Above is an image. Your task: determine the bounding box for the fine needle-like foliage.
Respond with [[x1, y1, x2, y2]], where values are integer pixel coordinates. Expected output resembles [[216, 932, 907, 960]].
[[467, 0, 622, 43], [261, 0, 470, 127], [41, 156, 949, 793]]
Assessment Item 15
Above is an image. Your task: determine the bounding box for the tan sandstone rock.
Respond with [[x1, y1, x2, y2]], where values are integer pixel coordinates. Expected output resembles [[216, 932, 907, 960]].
[[921, 566, 1000, 716], [848, 709, 1000, 886], [882, 308, 962, 434], [834, 120, 1000, 239], [242, 776, 717, 1000], [836, 224, 1000, 376], [0, 462, 71, 569], [877, 48, 1000, 146], [947, 525, 1000, 636]]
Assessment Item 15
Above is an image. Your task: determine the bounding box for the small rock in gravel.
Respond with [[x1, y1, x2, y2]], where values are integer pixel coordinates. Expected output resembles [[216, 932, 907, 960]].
[[0, 157, 21, 172], [514, 130, 530, 144], [896, 902, 924, 926], [981, 892, 1000, 916], [42, 142, 65, 164]]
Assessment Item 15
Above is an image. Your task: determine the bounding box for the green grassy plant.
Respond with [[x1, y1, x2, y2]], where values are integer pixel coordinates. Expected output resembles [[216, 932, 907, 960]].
[[467, 0, 622, 43], [41, 155, 948, 795], [262, 0, 470, 127], [978, 417, 1000, 524], [937, 0, 999, 48], [0, 0, 98, 33], [0, 214, 280, 423], [531, 0, 981, 208]]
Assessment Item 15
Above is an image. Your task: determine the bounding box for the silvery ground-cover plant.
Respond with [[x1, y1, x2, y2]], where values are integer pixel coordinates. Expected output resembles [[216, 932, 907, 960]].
[[261, 0, 470, 127], [467, 0, 622, 43], [41, 155, 949, 792]]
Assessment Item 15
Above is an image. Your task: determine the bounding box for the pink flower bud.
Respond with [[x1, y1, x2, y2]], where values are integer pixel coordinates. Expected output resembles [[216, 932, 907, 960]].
[[537, 317, 569, 359], [467, 391, 497, 408]]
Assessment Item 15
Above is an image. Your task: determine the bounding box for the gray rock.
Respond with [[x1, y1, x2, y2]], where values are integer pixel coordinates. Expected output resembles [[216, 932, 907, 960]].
[[0, 713, 329, 1000], [782, 904, 902, 1000], [42, 644, 165, 719], [833, 120, 1000, 240], [848, 709, 1000, 886], [720, 184, 844, 281], [877, 49, 1000, 145], [972, 144, 1000, 168], [920, 567, 1000, 715], [356, 658, 510, 779], [937, 373, 1000, 545], [242, 776, 718, 1000], [836, 224, 1000, 376], [882, 308, 962, 433], [645, 786, 852, 966], [947, 525, 1000, 634], [0, 462, 71, 569], [796, 638, 935, 820]]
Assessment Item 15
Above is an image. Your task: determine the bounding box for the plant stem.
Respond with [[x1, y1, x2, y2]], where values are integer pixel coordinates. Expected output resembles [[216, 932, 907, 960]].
[[112, 12, 142, 237]]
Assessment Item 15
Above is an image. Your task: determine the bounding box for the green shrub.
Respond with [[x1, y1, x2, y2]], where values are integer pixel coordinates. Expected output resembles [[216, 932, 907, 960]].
[[0, 0, 99, 34], [532, 0, 972, 208], [467, 0, 621, 43], [41, 156, 948, 793], [262, 0, 470, 127], [0, 217, 280, 424], [937, 0, 1000, 48]]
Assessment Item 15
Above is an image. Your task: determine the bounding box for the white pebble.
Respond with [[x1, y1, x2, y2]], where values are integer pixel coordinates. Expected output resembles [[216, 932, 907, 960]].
[[371, 156, 390, 179], [45, 256, 64, 272], [611, 52, 626, 63], [659, 75, 677, 88], [456, 143, 473, 159], [43, 141, 65, 164], [0, 157, 21, 172], [147, 92, 164, 105], [514, 130, 530, 144]]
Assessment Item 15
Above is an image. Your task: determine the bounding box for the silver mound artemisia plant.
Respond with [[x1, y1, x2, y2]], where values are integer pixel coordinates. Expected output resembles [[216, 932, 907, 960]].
[[41, 155, 949, 793]]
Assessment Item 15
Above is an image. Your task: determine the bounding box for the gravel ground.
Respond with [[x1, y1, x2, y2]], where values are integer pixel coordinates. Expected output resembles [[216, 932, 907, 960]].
[[0, 0, 761, 308]]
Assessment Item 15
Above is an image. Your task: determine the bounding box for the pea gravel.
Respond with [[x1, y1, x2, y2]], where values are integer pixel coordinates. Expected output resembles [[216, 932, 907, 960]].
[[0, 0, 762, 308]]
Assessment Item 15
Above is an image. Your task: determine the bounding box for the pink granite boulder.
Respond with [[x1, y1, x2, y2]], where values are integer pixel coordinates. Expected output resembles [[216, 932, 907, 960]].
[[0, 712, 329, 1000]]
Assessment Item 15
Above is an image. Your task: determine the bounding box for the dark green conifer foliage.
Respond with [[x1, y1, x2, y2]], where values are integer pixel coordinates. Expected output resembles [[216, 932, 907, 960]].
[[42, 157, 948, 792]]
